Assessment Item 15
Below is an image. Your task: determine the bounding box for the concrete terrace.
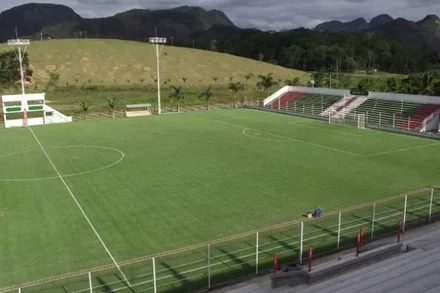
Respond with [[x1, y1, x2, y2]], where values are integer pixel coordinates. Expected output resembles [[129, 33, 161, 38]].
[[213, 221, 440, 293]]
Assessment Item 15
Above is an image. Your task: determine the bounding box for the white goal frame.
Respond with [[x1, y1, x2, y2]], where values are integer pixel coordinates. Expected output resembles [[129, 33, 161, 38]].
[[357, 113, 366, 129]]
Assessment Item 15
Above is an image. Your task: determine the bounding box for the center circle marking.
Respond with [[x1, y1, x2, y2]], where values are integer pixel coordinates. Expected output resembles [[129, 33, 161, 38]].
[[0, 145, 125, 181]]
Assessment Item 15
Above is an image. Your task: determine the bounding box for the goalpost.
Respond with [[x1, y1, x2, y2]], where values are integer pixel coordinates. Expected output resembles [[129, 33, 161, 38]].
[[328, 111, 366, 129], [357, 114, 366, 129]]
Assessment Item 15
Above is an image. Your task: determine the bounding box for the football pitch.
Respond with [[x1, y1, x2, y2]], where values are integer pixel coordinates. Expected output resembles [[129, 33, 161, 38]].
[[1, 109, 440, 292]]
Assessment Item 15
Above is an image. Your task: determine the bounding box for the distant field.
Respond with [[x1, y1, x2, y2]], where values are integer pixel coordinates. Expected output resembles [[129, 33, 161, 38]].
[[0, 39, 309, 86], [0, 109, 439, 292]]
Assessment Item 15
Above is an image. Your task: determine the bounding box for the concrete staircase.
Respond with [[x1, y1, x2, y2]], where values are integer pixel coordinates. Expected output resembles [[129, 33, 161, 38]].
[[44, 105, 72, 124], [332, 96, 369, 118], [320, 96, 356, 117]]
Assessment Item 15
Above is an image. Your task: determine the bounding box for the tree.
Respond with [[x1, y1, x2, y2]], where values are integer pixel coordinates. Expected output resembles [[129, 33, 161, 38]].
[[284, 77, 300, 86], [412, 71, 437, 95], [210, 39, 218, 51], [0, 50, 33, 85], [256, 73, 279, 93], [107, 97, 117, 118], [244, 73, 254, 85], [80, 101, 91, 120], [182, 77, 187, 84], [212, 77, 218, 84], [199, 86, 213, 109], [169, 85, 185, 112], [228, 82, 244, 108], [45, 70, 61, 91]]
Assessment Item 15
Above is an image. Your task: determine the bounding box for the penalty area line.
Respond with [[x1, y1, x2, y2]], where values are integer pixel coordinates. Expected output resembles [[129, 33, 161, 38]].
[[214, 119, 360, 156], [28, 127, 131, 286]]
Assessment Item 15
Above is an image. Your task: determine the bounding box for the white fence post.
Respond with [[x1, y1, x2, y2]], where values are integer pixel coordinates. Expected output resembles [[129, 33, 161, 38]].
[[403, 196, 408, 232], [153, 257, 157, 293], [393, 114, 395, 128], [312, 104, 314, 115], [255, 232, 259, 274], [408, 117, 411, 130], [294, 102, 297, 112], [299, 221, 304, 265], [371, 204, 376, 239], [207, 244, 211, 288], [337, 212, 341, 249], [89, 272, 93, 293], [303, 104, 305, 113], [18, 289, 21, 293], [429, 189, 434, 221], [379, 113, 382, 126]]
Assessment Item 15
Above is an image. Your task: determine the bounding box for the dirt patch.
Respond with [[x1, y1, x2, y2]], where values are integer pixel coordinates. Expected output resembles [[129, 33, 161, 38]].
[[0, 205, 6, 218]]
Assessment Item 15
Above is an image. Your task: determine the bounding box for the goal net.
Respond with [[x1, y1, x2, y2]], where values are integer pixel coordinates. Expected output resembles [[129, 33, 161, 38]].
[[357, 114, 366, 129], [328, 112, 366, 129]]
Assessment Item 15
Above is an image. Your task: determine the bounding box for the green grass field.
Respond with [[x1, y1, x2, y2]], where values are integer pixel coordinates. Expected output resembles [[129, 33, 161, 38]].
[[1, 109, 440, 293]]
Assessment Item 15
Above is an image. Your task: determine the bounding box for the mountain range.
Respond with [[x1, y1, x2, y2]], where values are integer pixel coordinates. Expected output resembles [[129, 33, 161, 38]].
[[0, 3, 234, 43], [0, 3, 440, 53]]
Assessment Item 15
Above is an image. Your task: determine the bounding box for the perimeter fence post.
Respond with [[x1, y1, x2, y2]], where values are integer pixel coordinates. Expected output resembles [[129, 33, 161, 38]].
[[299, 221, 304, 264], [153, 257, 157, 293], [393, 114, 396, 128], [371, 203, 376, 239], [337, 212, 341, 249], [256, 232, 259, 274], [89, 272, 93, 293], [18, 289, 21, 293], [207, 244, 211, 288], [429, 188, 434, 221], [379, 113, 382, 126], [403, 196, 408, 232]]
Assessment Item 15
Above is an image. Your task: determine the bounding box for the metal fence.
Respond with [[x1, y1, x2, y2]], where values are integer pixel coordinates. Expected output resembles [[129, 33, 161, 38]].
[[2, 188, 440, 293]]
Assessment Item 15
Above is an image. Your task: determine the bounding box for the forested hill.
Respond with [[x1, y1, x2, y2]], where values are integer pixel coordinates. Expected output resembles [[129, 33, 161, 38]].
[[192, 27, 440, 74], [1, 3, 440, 74]]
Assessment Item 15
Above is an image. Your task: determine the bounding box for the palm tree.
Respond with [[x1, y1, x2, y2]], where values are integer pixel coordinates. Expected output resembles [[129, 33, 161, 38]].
[[169, 85, 185, 112], [212, 77, 218, 84], [256, 73, 279, 93], [182, 77, 187, 84], [414, 71, 436, 95], [107, 97, 117, 118], [228, 82, 244, 108], [199, 86, 213, 110], [284, 77, 300, 86], [80, 101, 91, 120]]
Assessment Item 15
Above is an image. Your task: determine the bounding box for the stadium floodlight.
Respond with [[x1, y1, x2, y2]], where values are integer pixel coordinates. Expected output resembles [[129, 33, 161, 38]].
[[8, 38, 30, 126], [149, 36, 167, 115]]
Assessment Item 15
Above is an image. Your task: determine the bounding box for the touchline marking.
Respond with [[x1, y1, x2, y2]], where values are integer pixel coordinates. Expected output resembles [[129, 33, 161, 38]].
[[214, 120, 360, 156], [28, 127, 131, 286], [363, 142, 440, 157]]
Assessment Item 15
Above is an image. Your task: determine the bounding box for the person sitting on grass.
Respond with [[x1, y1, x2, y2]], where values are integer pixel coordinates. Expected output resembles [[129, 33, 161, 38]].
[[313, 207, 322, 218]]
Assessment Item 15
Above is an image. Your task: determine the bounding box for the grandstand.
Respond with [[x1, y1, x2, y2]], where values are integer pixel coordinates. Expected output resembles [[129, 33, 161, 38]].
[[263, 86, 440, 133]]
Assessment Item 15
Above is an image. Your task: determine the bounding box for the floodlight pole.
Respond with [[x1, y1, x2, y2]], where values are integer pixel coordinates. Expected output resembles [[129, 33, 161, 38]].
[[149, 37, 167, 115], [8, 39, 30, 127]]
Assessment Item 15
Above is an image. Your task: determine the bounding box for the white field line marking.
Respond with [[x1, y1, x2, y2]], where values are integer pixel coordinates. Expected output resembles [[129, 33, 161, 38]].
[[214, 120, 360, 156], [364, 142, 440, 157], [288, 121, 360, 136], [72, 200, 432, 293], [0, 145, 125, 181], [28, 127, 131, 286], [242, 128, 283, 142]]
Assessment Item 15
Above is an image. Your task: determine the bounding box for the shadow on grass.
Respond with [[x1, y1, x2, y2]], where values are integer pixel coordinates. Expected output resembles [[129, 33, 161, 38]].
[[97, 277, 114, 293], [268, 235, 296, 251], [160, 261, 192, 289]]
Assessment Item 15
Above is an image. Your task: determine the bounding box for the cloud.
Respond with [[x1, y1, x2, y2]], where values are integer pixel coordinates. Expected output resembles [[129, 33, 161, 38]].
[[1, 0, 439, 30]]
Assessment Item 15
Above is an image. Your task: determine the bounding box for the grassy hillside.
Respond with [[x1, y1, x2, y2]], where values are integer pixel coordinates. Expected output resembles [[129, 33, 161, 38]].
[[0, 39, 309, 86]]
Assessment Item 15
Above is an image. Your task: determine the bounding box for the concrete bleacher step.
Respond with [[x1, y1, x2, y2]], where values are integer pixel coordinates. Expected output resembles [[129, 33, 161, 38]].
[[336, 255, 440, 293], [292, 246, 440, 293], [386, 270, 440, 293]]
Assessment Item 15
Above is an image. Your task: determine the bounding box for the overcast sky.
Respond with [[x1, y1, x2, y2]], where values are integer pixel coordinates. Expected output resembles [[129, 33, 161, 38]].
[[1, 0, 439, 30]]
